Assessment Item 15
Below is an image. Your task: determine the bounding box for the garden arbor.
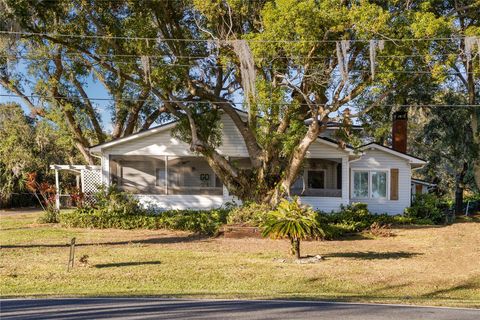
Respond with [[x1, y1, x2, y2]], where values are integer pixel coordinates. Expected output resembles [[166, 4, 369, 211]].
[[49, 165, 102, 209]]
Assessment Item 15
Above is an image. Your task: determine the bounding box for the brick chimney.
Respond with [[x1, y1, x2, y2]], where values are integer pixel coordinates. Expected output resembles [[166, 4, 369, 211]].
[[392, 111, 407, 153]]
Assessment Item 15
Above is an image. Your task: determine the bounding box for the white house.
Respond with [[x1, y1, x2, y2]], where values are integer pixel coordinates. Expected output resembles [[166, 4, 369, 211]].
[[89, 111, 426, 215]]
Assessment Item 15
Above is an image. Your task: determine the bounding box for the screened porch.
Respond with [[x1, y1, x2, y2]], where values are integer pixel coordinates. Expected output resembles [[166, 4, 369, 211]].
[[109, 155, 223, 195], [108, 156, 342, 198]]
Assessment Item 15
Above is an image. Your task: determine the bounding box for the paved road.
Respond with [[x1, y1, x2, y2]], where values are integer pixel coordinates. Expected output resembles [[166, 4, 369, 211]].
[[1, 298, 479, 320]]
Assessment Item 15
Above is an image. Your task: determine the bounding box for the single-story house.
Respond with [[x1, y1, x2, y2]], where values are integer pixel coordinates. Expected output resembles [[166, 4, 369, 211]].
[[88, 110, 427, 215]]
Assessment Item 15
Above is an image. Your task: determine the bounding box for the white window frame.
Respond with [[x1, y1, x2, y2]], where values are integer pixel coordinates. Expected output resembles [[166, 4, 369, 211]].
[[307, 169, 327, 189], [351, 169, 390, 200]]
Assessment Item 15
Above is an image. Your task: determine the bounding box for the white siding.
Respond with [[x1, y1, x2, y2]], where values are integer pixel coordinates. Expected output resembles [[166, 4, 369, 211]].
[[350, 149, 411, 215], [135, 194, 346, 212], [101, 154, 109, 185], [299, 197, 348, 213], [307, 140, 348, 158], [103, 114, 248, 157], [137, 195, 224, 210]]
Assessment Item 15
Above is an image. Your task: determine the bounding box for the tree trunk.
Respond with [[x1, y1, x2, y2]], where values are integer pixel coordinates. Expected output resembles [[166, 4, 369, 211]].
[[466, 51, 480, 190], [454, 182, 464, 215], [293, 238, 301, 259], [454, 163, 467, 215], [470, 109, 480, 190]]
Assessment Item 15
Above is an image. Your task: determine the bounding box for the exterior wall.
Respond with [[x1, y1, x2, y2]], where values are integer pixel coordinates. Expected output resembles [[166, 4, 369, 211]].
[[103, 114, 248, 157], [299, 197, 347, 212], [134, 194, 346, 212], [411, 183, 429, 200], [350, 149, 411, 215], [136, 194, 224, 211], [99, 113, 352, 212]]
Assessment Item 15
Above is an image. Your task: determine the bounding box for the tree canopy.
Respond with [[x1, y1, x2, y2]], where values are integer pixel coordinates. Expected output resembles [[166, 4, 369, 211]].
[[0, 0, 479, 203]]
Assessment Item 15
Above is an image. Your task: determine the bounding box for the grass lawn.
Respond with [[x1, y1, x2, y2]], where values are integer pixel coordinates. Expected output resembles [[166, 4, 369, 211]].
[[1, 210, 479, 308]]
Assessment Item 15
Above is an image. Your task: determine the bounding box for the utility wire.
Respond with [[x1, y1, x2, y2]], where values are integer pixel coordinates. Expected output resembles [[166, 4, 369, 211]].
[[0, 30, 471, 43], [0, 93, 478, 108], [0, 56, 475, 74], [0, 52, 467, 60]]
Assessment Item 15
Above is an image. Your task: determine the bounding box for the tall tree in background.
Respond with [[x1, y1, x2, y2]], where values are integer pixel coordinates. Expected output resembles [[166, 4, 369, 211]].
[[410, 0, 480, 189], [409, 93, 478, 213], [360, 1, 480, 199], [1, 0, 478, 204], [0, 103, 81, 207]]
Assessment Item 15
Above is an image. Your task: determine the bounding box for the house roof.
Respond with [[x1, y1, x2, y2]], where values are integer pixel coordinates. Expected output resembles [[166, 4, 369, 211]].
[[359, 142, 427, 167]]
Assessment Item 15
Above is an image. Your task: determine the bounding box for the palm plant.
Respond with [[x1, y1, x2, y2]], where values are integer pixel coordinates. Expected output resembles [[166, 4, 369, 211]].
[[261, 198, 324, 259]]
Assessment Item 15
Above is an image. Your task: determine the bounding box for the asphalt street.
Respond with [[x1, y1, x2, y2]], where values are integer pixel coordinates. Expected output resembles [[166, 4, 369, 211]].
[[1, 298, 479, 320]]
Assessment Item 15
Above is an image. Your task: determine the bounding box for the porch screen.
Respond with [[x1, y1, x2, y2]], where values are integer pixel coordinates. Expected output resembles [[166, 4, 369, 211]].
[[109, 155, 165, 193], [167, 157, 222, 195]]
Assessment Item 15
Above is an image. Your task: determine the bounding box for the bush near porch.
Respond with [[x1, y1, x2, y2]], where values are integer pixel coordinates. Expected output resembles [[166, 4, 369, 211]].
[[59, 187, 448, 237], [60, 185, 228, 235]]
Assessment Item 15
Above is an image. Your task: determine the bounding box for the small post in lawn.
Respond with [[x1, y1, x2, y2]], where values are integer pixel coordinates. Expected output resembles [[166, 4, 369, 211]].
[[67, 237, 76, 271]]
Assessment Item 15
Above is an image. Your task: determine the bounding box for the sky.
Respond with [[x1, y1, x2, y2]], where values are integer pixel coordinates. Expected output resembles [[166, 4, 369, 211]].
[[0, 61, 356, 135], [0, 63, 115, 132]]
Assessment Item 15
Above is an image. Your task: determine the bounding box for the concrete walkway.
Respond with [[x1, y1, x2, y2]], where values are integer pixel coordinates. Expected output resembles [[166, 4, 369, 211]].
[[1, 298, 479, 320]]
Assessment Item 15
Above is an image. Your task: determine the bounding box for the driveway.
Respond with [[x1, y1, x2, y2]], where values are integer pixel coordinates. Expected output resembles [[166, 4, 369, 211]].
[[1, 298, 479, 320]]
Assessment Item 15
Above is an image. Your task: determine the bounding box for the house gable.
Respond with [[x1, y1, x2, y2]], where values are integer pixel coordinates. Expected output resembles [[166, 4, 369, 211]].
[[91, 113, 353, 158], [359, 143, 426, 167]]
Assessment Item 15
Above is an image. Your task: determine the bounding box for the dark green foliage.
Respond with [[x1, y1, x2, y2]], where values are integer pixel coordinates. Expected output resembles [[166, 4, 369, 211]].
[[171, 107, 222, 149], [226, 202, 271, 226], [93, 185, 146, 216], [60, 208, 229, 236], [61, 187, 228, 235], [404, 193, 446, 224], [317, 203, 420, 240], [38, 209, 60, 224]]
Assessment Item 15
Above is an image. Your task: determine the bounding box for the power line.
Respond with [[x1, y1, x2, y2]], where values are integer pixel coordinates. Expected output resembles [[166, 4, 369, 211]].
[[0, 93, 479, 108], [0, 30, 470, 43], [0, 52, 466, 60], [1, 56, 474, 75]]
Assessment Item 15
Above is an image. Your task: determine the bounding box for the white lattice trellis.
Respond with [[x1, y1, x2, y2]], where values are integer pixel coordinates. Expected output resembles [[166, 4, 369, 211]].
[[50, 164, 102, 209], [81, 168, 102, 205]]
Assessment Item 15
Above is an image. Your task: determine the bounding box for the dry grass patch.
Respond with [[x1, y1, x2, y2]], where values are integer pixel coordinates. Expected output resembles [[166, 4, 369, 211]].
[[0, 211, 479, 308]]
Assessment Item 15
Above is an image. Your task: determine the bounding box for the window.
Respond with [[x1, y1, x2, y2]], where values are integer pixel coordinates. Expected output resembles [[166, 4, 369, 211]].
[[352, 170, 388, 199], [371, 171, 387, 198], [353, 171, 369, 198], [308, 170, 325, 189]]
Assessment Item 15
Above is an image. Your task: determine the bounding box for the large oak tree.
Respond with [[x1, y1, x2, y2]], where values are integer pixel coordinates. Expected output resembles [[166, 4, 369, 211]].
[[1, 0, 477, 204]]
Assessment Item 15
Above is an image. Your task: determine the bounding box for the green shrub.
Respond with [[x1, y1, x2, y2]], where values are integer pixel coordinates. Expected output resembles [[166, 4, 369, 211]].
[[226, 202, 271, 226], [404, 193, 445, 224], [316, 203, 424, 239], [261, 198, 324, 258], [92, 185, 145, 215], [61, 207, 229, 236], [60, 186, 230, 235], [38, 208, 60, 223]]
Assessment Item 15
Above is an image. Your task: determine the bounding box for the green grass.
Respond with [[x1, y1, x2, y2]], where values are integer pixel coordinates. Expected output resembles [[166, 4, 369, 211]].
[[1, 210, 480, 308]]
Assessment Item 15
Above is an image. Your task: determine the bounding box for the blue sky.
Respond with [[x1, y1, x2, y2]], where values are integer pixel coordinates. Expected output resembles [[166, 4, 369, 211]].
[[0, 62, 355, 134], [0, 64, 114, 132]]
